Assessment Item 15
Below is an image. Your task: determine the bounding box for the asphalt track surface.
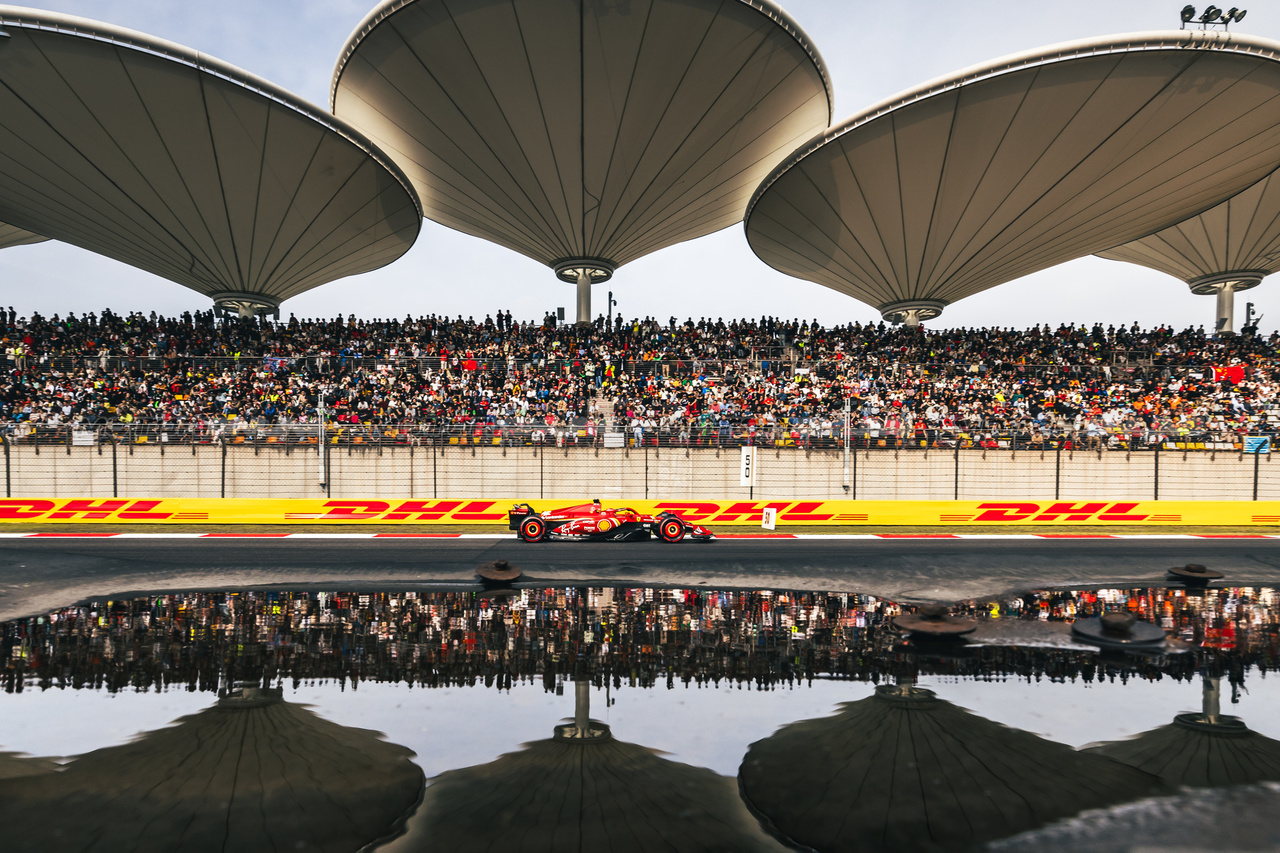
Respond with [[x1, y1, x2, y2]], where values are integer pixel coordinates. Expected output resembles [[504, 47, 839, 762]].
[[3, 535, 1280, 621]]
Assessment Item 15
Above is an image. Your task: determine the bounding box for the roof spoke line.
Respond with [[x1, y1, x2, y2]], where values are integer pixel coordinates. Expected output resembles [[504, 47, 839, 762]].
[[968, 83, 1280, 288], [584, 0, 659, 257], [447, 0, 576, 256], [390, 7, 573, 259], [244, 121, 330, 295], [923, 61, 1119, 297], [595, 8, 771, 251], [4, 38, 226, 281], [606, 51, 823, 262], [197, 72, 247, 291], [114, 50, 238, 287], [589, 1, 727, 254], [607, 86, 825, 262]]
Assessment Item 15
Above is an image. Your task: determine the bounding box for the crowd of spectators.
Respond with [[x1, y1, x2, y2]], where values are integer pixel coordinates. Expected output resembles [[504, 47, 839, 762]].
[[2, 305, 1278, 450]]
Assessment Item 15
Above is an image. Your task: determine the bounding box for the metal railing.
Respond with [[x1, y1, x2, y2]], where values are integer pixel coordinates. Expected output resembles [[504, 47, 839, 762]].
[[1, 420, 1268, 452]]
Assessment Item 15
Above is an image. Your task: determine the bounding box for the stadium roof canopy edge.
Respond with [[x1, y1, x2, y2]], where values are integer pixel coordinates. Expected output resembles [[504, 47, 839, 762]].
[[330, 0, 834, 122], [0, 6, 423, 315], [744, 28, 1280, 325]]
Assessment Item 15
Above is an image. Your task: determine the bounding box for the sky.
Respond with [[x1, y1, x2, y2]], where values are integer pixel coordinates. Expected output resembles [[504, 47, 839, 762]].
[[1, 0, 1278, 332]]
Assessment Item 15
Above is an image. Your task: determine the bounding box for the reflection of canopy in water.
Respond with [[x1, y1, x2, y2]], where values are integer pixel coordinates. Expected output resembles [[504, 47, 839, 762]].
[[1084, 677, 1280, 788], [0, 222, 47, 250], [0, 751, 56, 780], [0, 689, 424, 853], [0, 7, 422, 317], [393, 682, 783, 852], [739, 684, 1165, 853], [745, 30, 1280, 325]]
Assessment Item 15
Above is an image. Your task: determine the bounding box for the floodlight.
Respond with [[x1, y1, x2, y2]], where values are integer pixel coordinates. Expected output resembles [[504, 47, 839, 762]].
[[1234, 9, 1247, 21], [1181, 4, 1197, 22], [1201, 5, 1222, 22]]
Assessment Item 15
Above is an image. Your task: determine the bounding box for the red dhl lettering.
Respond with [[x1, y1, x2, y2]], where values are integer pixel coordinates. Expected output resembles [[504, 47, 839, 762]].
[[709, 501, 793, 522], [0, 499, 56, 519], [1032, 502, 1109, 522], [975, 501, 1149, 523], [655, 502, 722, 522], [450, 500, 506, 521], [1097, 502, 1148, 522], [116, 500, 172, 520], [973, 502, 1041, 522], [47, 499, 130, 519], [779, 501, 834, 522], [382, 500, 464, 520], [321, 501, 391, 519]]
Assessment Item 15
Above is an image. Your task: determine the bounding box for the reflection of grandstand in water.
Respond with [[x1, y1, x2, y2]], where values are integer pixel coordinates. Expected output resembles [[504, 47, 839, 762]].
[[0, 683, 424, 853], [3, 586, 1277, 695]]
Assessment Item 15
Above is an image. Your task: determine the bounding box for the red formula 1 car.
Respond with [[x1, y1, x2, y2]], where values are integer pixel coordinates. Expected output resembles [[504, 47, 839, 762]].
[[509, 500, 715, 543]]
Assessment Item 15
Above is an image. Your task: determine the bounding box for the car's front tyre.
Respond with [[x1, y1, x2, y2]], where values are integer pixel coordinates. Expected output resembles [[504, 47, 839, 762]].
[[658, 518, 685, 543]]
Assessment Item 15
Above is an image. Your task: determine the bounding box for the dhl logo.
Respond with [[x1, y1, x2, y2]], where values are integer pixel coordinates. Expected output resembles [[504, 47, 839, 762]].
[[286, 500, 507, 521], [955, 502, 1156, 523], [0, 499, 175, 520], [654, 501, 843, 523]]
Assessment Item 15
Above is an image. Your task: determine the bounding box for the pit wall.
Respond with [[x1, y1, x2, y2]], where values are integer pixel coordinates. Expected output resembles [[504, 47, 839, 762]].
[[3, 444, 1276, 503]]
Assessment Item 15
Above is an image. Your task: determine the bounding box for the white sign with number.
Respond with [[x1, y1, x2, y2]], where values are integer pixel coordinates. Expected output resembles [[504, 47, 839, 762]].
[[761, 507, 777, 530], [740, 446, 755, 486]]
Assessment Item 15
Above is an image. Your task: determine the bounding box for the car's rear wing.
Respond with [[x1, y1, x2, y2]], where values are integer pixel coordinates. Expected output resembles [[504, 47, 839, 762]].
[[508, 503, 536, 530]]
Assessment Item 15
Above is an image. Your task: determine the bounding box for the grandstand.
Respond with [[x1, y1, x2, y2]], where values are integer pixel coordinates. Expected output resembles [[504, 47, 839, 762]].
[[1, 308, 1276, 453]]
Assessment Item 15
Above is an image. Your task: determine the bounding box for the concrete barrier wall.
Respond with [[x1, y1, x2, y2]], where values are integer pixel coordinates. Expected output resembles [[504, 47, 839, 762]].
[[4, 443, 1276, 501]]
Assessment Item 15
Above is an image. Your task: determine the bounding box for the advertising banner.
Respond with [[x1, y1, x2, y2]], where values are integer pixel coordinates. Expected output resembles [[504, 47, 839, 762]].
[[0, 497, 1278, 526]]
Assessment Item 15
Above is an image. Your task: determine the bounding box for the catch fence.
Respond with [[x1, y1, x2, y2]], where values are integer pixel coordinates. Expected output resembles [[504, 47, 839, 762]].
[[2, 423, 1276, 502]]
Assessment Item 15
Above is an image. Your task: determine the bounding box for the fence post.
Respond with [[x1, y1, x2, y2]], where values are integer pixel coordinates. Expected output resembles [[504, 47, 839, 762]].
[[644, 442, 650, 500], [953, 440, 960, 500], [112, 439, 118, 498], [538, 445, 543, 499], [221, 441, 227, 499], [3, 434, 9, 498], [1253, 446, 1261, 501], [1055, 444, 1061, 500], [433, 444, 439, 499], [852, 442, 858, 500], [1153, 439, 1160, 501]]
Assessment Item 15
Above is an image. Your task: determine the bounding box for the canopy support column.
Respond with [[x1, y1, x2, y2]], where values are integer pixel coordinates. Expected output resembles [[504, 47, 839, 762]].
[[576, 271, 592, 326], [575, 679, 590, 733], [1188, 272, 1266, 335], [879, 299, 945, 328], [1215, 284, 1235, 334]]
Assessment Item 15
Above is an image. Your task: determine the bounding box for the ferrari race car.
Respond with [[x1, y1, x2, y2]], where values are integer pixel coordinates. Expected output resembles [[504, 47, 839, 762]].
[[509, 500, 715, 543]]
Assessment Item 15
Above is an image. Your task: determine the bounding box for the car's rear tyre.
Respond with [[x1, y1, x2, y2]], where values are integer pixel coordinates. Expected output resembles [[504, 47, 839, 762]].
[[658, 518, 685, 543], [519, 516, 547, 542]]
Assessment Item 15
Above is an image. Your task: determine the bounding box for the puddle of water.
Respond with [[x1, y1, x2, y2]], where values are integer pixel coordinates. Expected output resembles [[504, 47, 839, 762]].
[[1, 585, 1277, 852]]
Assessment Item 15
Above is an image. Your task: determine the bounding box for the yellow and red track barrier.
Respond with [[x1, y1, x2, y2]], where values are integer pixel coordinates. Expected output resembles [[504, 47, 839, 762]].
[[0, 498, 1278, 526]]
